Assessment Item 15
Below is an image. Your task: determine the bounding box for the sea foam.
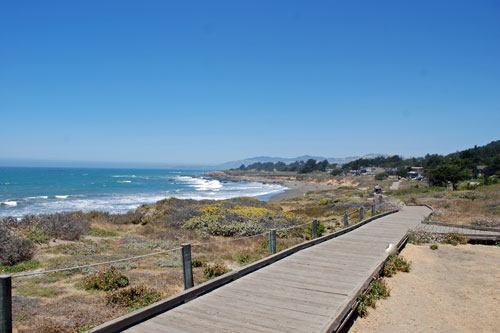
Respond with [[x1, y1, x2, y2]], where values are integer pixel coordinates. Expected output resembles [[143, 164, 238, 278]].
[[175, 176, 223, 191], [0, 170, 287, 218]]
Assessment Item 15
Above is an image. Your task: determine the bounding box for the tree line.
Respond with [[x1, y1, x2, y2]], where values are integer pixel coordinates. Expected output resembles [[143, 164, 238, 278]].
[[235, 140, 500, 188], [237, 159, 334, 174]]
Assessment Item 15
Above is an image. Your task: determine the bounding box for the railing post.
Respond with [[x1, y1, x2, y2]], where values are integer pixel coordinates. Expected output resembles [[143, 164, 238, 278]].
[[0, 275, 12, 333], [181, 243, 193, 290], [268, 229, 276, 254], [312, 220, 318, 238], [371, 204, 375, 216], [343, 213, 348, 227], [359, 207, 364, 222]]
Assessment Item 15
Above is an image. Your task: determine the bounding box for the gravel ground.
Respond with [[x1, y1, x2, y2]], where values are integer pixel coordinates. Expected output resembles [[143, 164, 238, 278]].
[[349, 243, 500, 333]]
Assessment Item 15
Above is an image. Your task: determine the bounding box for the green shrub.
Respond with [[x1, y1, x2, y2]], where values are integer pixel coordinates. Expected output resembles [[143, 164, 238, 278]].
[[486, 175, 499, 185], [192, 258, 206, 268], [430, 244, 439, 250], [233, 253, 261, 265], [357, 278, 390, 317], [441, 232, 468, 246], [203, 263, 230, 279], [330, 169, 343, 176], [107, 286, 162, 309], [0, 225, 35, 265], [25, 226, 50, 244], [375, 172, 389, 180], [0, 259, 40, 274], [90, 228, 118, 237], [74, 326, 94, 333], [383, 255, 411, 277], [184, 202, 304, 237], [305, 221, 326, 237], [20, 211, 90, 240], [370, 278, 391, 298], [317, 198, 332, 205], [84, 267, 129, 291]]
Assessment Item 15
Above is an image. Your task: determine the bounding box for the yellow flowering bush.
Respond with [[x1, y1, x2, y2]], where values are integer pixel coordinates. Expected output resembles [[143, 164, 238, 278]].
[[185, 203, 304, 236]]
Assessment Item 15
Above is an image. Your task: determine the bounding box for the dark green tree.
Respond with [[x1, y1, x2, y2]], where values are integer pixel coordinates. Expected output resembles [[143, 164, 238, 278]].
[[298, 159, 317, 174], [428, 165, 469, 189], [317, 160, 329, 172]]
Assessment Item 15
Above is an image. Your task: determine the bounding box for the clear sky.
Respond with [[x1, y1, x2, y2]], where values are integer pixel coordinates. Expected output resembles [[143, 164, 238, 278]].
[[1, 1, 499, 166]]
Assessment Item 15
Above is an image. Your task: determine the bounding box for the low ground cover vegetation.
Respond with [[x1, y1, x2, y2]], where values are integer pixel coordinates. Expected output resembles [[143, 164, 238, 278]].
[[357, 254, 412, 317], [106, 286, 162, 309], [0, 190, 385, 331], [1, 194, 371, 332], [84, 267, 129, 291], [383, 255, 411, 277], [357, 278, 391, 317], [408, 229, 470, 246]]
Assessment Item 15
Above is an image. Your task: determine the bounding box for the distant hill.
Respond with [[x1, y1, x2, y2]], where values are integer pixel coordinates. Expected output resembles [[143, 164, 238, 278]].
[[216, 154, 388, 170]]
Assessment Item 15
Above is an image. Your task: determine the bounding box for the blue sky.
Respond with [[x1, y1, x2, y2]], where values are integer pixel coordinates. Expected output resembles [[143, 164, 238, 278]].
[[1, 1, 499, 166]]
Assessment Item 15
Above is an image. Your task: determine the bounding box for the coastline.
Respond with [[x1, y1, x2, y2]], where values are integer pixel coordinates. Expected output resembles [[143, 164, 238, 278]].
[[204, 171, 337, 202], [268, 181, 337, 201], [0, 168, 289, 218]]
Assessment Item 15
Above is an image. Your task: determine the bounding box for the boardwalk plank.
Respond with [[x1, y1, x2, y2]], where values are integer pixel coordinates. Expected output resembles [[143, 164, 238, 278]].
[[103, 206, 432, 333], [179, 307, 282, 333], [205, 293, 332, 324], [213, 290, 339, 318], [226, 282, 343, 308]]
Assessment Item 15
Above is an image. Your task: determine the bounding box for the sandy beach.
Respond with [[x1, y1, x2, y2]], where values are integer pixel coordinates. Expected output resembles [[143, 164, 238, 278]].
[[269, 181, 336, 201], [205, 170, 338, 201]]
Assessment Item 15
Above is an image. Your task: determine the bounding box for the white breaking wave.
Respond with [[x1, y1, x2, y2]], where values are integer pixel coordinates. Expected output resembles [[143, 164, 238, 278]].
[[0, 177, 287, 218], [117, 180, 132, 183], [25, 196, 49, 200], [112, 175, 137, 178], [175, 176, 223, 191]]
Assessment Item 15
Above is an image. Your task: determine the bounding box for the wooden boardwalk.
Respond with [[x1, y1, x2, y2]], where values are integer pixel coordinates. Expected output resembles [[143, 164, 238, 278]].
[[102, 206, 431, 333], [415, 221, 500, 241]]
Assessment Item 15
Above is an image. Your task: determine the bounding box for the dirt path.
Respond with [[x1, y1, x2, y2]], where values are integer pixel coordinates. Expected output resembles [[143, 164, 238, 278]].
[[349, 244, 500, 333]]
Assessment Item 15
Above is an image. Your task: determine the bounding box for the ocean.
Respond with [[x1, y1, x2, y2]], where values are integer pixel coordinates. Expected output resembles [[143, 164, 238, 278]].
[[0, 167, 287, 218]]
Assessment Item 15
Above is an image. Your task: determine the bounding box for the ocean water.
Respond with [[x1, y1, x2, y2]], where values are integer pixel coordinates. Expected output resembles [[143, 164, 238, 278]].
[[0, 167, 287, 218]]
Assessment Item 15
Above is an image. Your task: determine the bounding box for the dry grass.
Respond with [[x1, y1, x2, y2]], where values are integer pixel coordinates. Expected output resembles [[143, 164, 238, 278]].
[[10, 220, 317, 331], [390, 183, 500, 226], [7, 189, 383, 332]]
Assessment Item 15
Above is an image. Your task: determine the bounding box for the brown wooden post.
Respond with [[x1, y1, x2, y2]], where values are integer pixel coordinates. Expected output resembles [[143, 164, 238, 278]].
[[312, 220, 318, 238], [371, 204, 375, 216], [181, 244, 193, 290], [0, 275, 12, 333], [344, 213, 348, 227], [359, 207, 364, 222], [268, 229, 277, 254]]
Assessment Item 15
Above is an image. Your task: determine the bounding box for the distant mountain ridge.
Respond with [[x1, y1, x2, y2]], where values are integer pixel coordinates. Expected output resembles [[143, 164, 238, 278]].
[[216, 154, 388, 170]]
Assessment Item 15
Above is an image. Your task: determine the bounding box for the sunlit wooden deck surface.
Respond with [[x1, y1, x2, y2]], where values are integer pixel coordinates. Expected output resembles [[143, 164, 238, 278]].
[[121, 206, 431, 332]]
